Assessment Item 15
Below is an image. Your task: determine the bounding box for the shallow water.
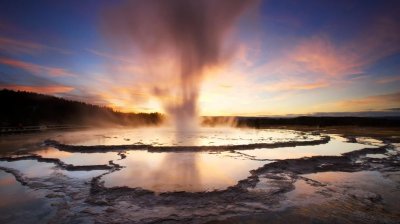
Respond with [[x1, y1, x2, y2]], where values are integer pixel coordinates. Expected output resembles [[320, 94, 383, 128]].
[[102, 151, 269, 192], [221, 171, 400, 224], [0, 160, 55, 178], [33, 147, 120, 166], [50, 127, 320, 146], [0, 128, 383, 193], [286, 171, 400, 212], [0, 159, 107, 180], [239, 135, 371, 160], [0, 171, 54, 223], [1, 127, 398, 223]]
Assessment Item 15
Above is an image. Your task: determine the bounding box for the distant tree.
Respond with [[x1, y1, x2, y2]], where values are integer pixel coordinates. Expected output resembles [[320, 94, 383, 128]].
[[0, 89, 163, 127]]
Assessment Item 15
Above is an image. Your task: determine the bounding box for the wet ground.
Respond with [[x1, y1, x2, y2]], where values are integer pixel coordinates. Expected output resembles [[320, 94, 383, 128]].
[[0, 127, 399, 223]]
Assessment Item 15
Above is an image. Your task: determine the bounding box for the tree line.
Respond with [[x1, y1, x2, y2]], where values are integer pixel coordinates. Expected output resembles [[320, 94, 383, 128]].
[[0, 89, 162, 127]]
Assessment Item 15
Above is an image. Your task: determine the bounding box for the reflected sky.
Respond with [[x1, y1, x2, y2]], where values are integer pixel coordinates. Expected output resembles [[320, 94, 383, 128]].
[[238, 135, 373, 160], [0, 159, 107, 180], [0, 171, 54, 223], [0, 129, 387, 193], [33, 147, 120, 166], [297, 171, 400, 211], [0, 160, 55, 178], [102, 151, 268, 192], [51, 127, 320, 146]]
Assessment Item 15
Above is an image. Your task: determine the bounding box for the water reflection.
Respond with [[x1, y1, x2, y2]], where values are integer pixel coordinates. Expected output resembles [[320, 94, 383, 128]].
[[102, 130, 269, 192], [0, 160, 55, 178], [150, 153, 202, 192], [289, 171, 400, 211], [0, 171, 54, 223], [0, 129, 387, 193], [33, 147, 120, 166], [0, 159, 107, 180], [102, 151, 267, 192], [239, 135, 374, 160], [148, 130, 202, 191], [104, 131, 203, 192], [46, 127, 319, 147]]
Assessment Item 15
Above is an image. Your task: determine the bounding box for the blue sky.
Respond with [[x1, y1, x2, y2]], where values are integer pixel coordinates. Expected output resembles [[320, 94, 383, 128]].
[[0, 0, 399, 115]]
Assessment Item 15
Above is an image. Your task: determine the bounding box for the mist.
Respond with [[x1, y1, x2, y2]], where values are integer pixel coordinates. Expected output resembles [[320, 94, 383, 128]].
[[102, 0, 256, 131]]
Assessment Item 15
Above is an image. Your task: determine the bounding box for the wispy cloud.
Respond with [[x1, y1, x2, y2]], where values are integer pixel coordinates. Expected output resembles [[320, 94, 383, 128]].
[[336, 91, 400, 111], [255, 34, 375, 83], [376, 75, 400, 84], [0, 57, 76, 77], [264, 80, 329, 91], [289, 35, 362, 77], [0, 36, 71, 55], [86, 48, 131, 63], [253, 14, 400, 89]]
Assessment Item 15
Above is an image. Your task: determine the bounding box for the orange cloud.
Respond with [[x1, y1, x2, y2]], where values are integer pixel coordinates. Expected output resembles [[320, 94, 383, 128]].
[[264, 80, 329, 91], [82, 81, 159, 113], [0, 57, 76, 77], [0, 85, 74, 94], [337, 91, 400, 111]]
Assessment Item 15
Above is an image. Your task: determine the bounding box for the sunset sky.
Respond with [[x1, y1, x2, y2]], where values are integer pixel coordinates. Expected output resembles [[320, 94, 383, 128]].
[[0, 0, 399, 116]]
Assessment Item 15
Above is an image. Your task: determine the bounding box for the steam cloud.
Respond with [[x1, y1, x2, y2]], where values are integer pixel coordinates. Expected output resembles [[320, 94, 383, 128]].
[[103, 0, 255, 131]]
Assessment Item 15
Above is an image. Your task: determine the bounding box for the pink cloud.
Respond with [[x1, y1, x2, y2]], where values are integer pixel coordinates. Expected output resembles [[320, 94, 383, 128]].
[[289, 35, 362, 77], [337, 91, 400, 110], [0, 57, 76, 77], [264, 80, 329, 91], [86, 48, 131, 63], [0, 37, 42, 54], [252, 15, 400, 95], [376, 75, 400, 84], [0, 36, 71, 55]]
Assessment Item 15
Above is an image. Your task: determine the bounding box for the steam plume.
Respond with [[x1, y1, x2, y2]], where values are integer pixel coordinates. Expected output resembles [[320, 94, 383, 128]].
[[103, 0, 255, 131]]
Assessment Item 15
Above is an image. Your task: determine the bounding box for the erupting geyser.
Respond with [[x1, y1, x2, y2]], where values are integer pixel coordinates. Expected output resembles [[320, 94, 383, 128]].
[[104, 0, 256, 131]]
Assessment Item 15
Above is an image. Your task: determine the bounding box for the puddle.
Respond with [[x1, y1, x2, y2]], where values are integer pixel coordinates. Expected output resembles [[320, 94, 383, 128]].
[[0, 130, 386, 193], [365, 154, 388, 159], [102, 151, 269, 192], [355, 137, 385, 146], [57, 170, 107, 179], [236, 135, 372, 160], [0, 159, 107, 180], [50, 127, 320, 146], [289, 171, 400, 211], [32, 147, 120, 166], [0, 160, 55, 178], [0, 171, 54, 224], [215, 171, 400, 224], [0, 127, 398, 223]]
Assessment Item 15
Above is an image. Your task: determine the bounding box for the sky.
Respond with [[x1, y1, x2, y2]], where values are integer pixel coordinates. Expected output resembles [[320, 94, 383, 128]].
[[0, 0, 399, 116]]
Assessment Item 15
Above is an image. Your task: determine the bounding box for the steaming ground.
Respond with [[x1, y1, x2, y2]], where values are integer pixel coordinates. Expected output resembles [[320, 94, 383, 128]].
[[0, 127, 399, 223]]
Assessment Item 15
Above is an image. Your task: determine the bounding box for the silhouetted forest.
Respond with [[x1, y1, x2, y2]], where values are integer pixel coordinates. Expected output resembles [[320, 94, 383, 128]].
[[0, 89, 162, 127], [2, 89, 399, 130], [235, 116, 400, 128]]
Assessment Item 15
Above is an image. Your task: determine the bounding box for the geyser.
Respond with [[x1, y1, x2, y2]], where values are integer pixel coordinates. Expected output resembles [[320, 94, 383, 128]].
[[103, 0, 256, 131]]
